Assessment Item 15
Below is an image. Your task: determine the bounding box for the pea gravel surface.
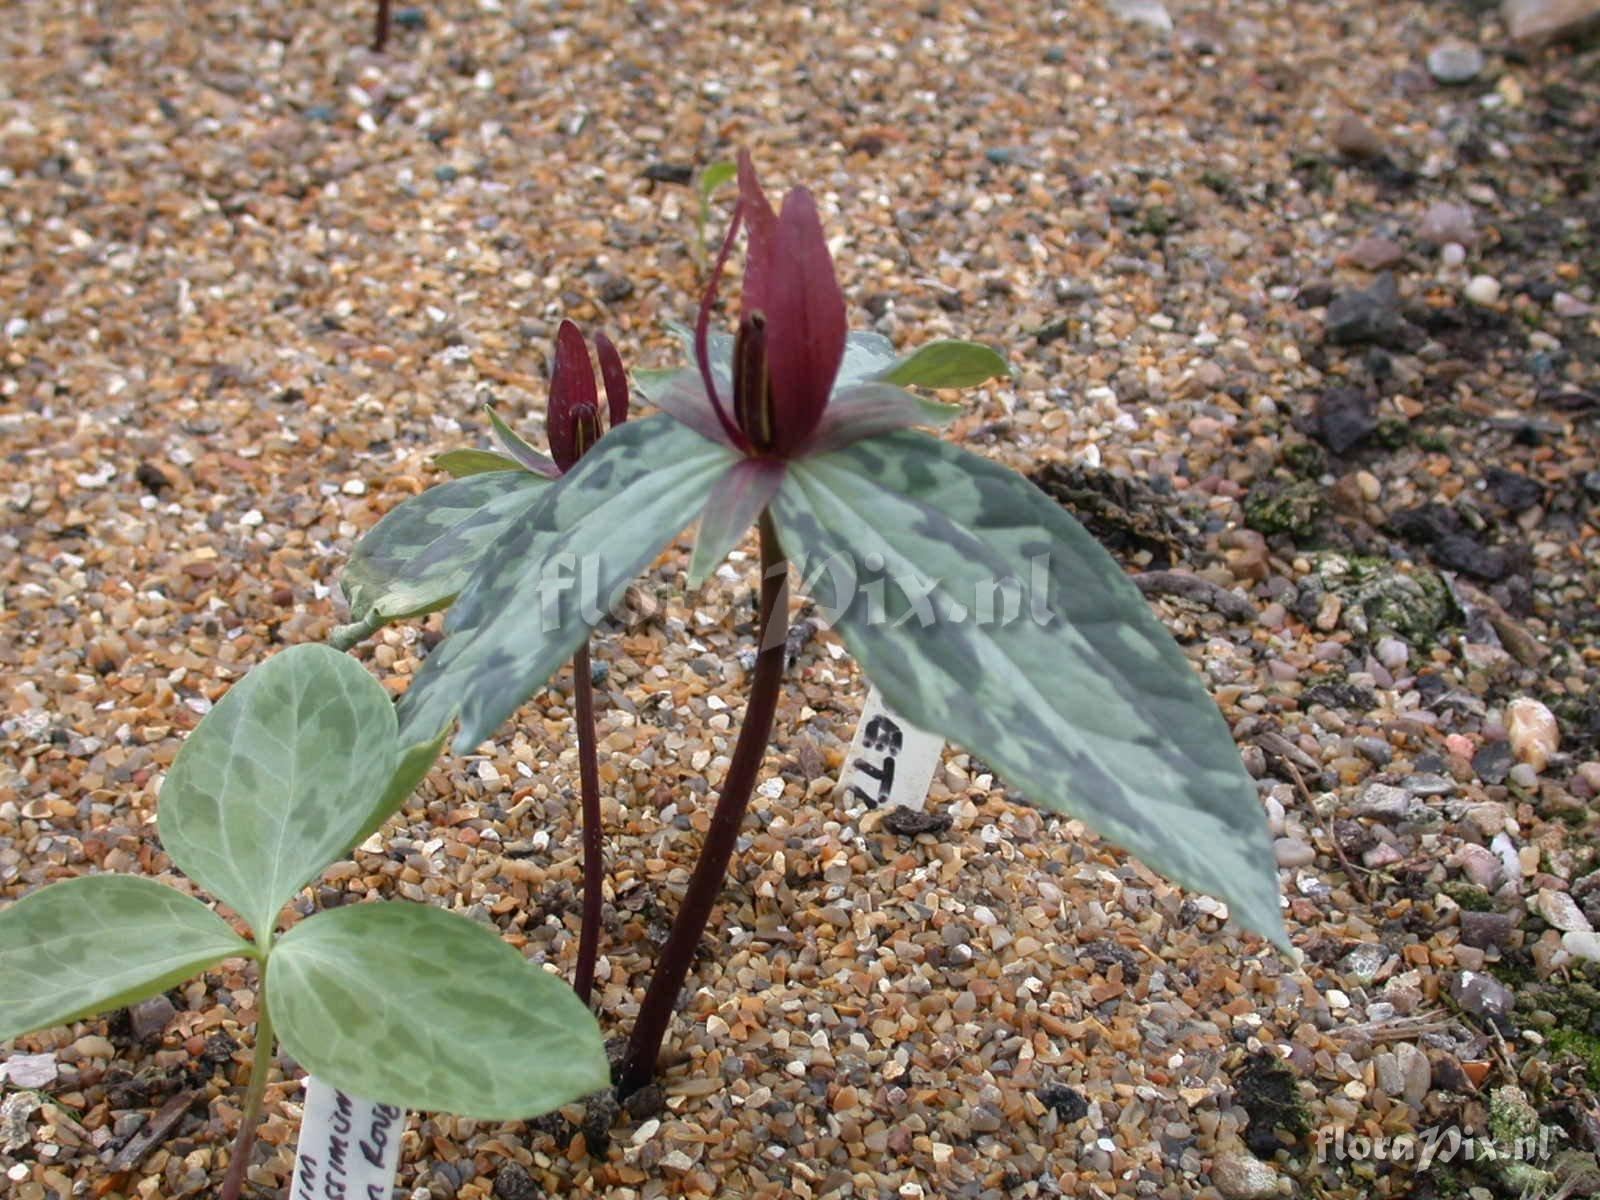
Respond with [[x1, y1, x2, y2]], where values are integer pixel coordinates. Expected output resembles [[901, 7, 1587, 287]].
[[3, 2, 1599, 1198]]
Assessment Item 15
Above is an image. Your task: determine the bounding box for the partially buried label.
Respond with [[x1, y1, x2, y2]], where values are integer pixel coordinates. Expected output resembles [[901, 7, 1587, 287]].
[[288, 1076, 404, 1200], [837, 686, 945, 814]]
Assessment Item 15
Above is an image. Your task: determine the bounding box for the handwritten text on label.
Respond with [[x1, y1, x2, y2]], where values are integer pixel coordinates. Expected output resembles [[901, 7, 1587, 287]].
[[837, 686, 944, 815], [289, 1076, 405, 1200]]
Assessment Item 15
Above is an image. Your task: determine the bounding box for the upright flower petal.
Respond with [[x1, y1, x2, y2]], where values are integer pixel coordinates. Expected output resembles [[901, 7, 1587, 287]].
[[763, 187, 847, 454], [594, 333, 630, 429], [694, 204, 751, 451], [548, 319, 600, 473], [736, 150, 778, 325]]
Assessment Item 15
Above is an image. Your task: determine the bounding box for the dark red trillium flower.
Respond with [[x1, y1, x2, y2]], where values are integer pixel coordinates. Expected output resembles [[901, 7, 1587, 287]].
[[489, 320, 630, 479], [548, 319, 630, 473], [692, 152, 847, 459]]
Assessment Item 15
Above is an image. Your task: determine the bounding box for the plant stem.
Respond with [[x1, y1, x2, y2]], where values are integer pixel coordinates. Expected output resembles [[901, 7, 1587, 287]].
[[572, 641, 604, 1004], [373, 0, 391, 52], [618, 511, 788, 1094], [219, 966, 274, 1200]]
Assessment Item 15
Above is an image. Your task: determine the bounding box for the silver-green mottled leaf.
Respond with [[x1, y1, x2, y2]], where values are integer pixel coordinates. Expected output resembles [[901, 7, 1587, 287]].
[[486, 406, 561, 477], [337, 470, 552, 645], [772, 433, 1285, 948], [397, 415, 734, 753], [351, 725, 450, 848], [0, 875, 252, 1041], [269, 903, 608, 1119], [879, 340, 1009, 389], [433, 448, 525, 478], [159, 645, 399, 941]]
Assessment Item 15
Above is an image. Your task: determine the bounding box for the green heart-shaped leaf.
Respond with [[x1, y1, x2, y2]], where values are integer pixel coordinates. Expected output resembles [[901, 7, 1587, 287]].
[[879, 340, 1009, 389], [0, 875, 251, 1041], [159, 645, 399, 941], [397, 414, 733, 753], [772, 432, 1285, 948], [269, 903, 609, 1119], [332, 470, 552, 649]]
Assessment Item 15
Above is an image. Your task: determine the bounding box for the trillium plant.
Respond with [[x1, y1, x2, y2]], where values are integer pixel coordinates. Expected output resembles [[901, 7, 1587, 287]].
[[0, 645, 608, 1199], [332, 320, 631, 1004], [336, 151, 1287, 1097]]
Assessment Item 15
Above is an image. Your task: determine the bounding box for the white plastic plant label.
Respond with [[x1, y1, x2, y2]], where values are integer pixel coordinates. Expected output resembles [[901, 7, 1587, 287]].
[[288, 1076, 405, 1200], [837, 686, 944, 813]]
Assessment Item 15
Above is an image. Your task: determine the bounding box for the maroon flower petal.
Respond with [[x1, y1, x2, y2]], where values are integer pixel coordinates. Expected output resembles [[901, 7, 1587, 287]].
[[736, 150, 778, 324], [763, 187, 846, 454], [594, 332, 630, 429], [548, 319, 599, 473], [694, 203, 750, 451], [688, 457, 786, 588]]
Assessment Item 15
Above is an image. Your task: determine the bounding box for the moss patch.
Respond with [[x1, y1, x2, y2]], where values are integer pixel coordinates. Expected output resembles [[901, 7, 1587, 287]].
[[1441, 881, 1494, 912], [1244, 479, 1326, 540]]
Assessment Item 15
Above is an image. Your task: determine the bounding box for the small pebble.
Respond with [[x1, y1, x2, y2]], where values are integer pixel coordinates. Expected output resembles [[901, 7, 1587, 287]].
[[1506, 697, 1559, 771], [1464, 275, 1501, 306], [1426, 40, 1485, 84], [1274, 838, 1316, 868]]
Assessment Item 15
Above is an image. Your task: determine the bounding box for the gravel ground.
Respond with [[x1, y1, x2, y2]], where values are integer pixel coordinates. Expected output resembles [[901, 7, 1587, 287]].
[[3, 2, 1599, 1198]]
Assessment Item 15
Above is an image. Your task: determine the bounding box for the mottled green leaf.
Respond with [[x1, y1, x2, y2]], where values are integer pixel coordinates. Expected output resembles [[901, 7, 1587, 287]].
[[433, 448, 524, 478], [772, 433, 1285, 947], [880, 340, 1009, 389], [159, 645, 399, 941], [397, 415, 733, 752], [335, 470, 551, 647], [269, 903, 608, 1119], [0, 875, 252, 1041], [352, 725, 449, 847], [486, 406, 560, 477]]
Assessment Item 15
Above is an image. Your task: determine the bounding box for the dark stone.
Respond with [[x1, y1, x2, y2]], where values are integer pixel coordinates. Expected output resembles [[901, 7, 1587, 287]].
[[579, 1089, 620, 1150], [1389, 505, 1510, 581], [1310, 388, 1378, 454], [199, 1032, 239, 1070], [1428, 1050, 1472, 1093], [1232, 1051, 1310, 1157], [1449, 970, 1514, 1026], [128, 995, 177, 1043], [1459, 910, 1516, 950], [1483, 468, 1543, 512], [639, 162, 692, 184], [1303, 681, 1378, 711], [492, 1162, 540, 1200], [1037, 1082, 1088, 1122], [623, 1082, 665, 1121], [1029, 462, 1198, 569], [596, 273, 633, 304], [1323, 274, 1420, 350], [1082, 938, 1141, 984], [135, 462, 171, 492], [1472, 740, 1513, 785], [435, 165, 458, 183], [394, 7, 426, 28], [883, 806, 952, 836]]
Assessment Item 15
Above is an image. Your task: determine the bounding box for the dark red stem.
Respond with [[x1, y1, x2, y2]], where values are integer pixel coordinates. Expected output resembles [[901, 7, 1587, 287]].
[[572, 641, 603, 1004], [373, 0, 391, 52], [617, 511, 788, 1094]]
